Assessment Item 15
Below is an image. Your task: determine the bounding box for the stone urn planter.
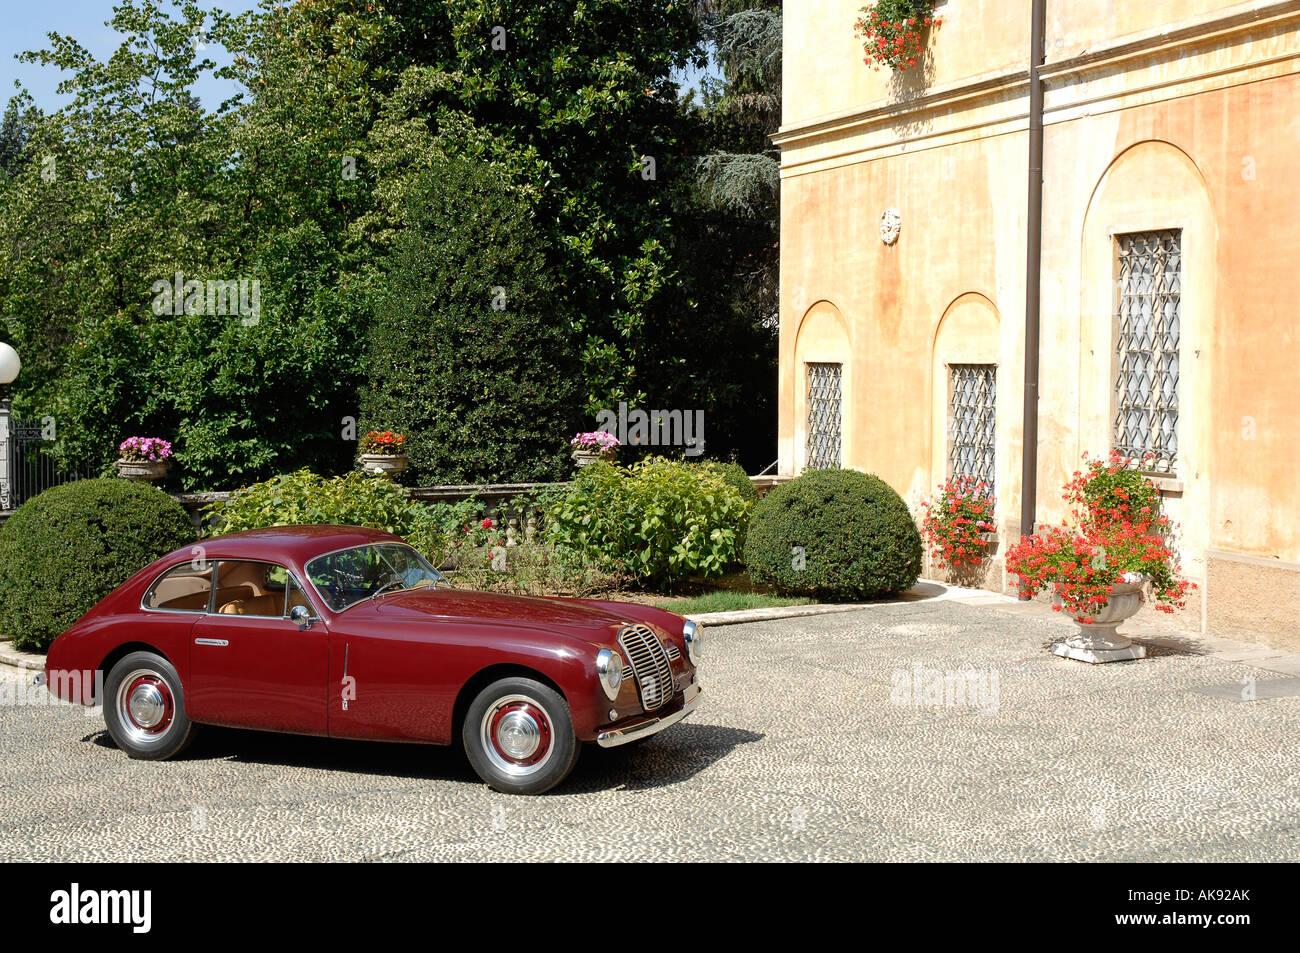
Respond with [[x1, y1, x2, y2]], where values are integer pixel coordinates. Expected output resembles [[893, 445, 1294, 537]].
[[359, 453, 407, 478], [115, 459, 170, 482], [571, 449, 614, 468], [1051, 573, 1149, 663]]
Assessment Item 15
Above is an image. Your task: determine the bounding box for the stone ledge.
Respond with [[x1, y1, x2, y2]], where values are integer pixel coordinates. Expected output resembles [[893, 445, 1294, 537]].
[[0, 641, 45, 672]]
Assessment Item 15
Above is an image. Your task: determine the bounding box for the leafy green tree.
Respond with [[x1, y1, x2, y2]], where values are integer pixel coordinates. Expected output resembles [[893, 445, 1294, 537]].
[[632, 0, 780, 471], [0, 0, 785, 485], [1, 0, 371, 487], [0, 107, 29, 178], [360, 158, 580, 484], [695, 1, 782, 215]]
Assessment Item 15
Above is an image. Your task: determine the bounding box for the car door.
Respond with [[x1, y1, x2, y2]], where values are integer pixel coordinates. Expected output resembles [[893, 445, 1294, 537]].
[[187, 560, 328, 735]]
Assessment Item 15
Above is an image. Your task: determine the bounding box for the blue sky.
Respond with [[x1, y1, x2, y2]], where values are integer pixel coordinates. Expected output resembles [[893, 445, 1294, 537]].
[[1, 0, 263, 112]]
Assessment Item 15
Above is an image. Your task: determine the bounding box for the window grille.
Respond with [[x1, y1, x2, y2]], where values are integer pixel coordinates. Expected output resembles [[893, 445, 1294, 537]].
[[948, 364, 996, 490], [805, 363, 842, 470], [1114, 230, 1180, 474]]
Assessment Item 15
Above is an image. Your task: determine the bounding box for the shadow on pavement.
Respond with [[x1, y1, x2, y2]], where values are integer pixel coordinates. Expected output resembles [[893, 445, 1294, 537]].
[[571, 723, 765, 793], [79, 721, 764, 794]]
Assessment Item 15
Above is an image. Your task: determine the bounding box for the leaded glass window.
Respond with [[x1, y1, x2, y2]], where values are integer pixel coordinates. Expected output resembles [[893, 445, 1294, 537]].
[[1114, 230, 1180, 474], [805, 362, 841, 470], [948, 364, 996, 490]]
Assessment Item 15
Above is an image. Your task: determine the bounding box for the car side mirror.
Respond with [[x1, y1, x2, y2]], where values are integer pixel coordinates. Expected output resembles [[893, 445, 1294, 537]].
[[290, 604, 315, 629]]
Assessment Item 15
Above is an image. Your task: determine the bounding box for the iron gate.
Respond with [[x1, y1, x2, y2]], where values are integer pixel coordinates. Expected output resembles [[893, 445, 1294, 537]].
[[4, 418, 84, 508]]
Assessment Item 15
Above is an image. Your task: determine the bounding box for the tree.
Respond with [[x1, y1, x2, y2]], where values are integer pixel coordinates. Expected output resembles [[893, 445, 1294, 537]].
[[1, 0, 372, 487], [360, 158, 580, 484], [0, 107, 29, 178], [0, 0, 786, 483], [695, 1, 782, 218], [640, 0, 780, 470]]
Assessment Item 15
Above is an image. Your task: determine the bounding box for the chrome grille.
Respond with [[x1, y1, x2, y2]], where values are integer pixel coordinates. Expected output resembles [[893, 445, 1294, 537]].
[[665, 643, 681, 661], [618, 624, 674, 711]]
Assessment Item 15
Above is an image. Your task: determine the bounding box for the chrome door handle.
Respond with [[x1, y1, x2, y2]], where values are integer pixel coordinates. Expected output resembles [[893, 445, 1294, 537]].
[[194, 638, 229, 647]]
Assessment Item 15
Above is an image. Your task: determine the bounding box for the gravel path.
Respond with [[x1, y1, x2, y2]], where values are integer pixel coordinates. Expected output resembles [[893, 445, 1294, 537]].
[[1, 598, 1296, 861]]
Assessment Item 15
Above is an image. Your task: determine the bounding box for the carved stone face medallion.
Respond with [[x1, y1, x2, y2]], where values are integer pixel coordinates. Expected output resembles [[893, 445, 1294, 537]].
[[880, 207, 902, 245]]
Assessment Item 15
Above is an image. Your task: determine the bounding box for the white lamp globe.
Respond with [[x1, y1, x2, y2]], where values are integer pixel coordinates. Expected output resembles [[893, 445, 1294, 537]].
[[0, 343, 18, 386]]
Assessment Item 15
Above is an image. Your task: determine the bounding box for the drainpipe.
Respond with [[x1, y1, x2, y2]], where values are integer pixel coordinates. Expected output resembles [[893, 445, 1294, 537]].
[[1019, 0, 1046, 598]]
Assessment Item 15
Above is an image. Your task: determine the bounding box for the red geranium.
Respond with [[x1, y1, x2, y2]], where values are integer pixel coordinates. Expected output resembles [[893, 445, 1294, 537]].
[[1005, 452, 1194, 621], [920, 475, 996, 570], [854, 0, 941, 73], [359, 429, 407, 456]]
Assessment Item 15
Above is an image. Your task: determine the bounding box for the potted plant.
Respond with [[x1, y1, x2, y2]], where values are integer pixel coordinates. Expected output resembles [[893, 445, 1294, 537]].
[[919, 475, 996, 580], [854, 0, 943, 73], [359, 430, 407, 477], [570, 430, 619, 467], [115, 436, 173, 482], [1005, 452, 1194, 662]]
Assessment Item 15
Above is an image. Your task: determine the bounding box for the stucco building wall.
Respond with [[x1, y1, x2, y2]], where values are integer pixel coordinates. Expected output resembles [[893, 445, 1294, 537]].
[[776, 0, 1300, 647]]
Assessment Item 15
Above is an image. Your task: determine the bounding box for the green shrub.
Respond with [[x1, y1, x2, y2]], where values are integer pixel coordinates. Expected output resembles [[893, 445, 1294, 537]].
[[745, 468, 922, 600], [203, 469, 416, 537], [450, 542, 625, 598], [405, 498, 490, 566], [359, 158, 581, 484], [702, 460, 760, 505], [0, 479, 196, 651], [544, 457, 751, 588]]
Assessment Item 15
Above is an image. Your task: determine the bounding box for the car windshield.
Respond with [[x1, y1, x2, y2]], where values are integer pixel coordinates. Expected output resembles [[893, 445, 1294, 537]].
[[305, 543, 444, 612]]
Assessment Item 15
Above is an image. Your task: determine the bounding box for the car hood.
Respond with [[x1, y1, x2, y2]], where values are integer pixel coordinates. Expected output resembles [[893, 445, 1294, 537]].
[[370, 586, 646, 635]]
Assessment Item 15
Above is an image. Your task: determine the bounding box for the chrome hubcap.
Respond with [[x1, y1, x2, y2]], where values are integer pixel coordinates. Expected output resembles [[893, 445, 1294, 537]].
[[480, 694, 554, 778], [127, 682, 167, 729], [495, 710, 542, 760], [114, 670, 175, 747]]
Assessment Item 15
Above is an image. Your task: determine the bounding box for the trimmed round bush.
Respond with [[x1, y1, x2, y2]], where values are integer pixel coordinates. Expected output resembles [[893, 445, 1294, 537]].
[[0, 479, 196, 651], [745, 468, 922, 600]]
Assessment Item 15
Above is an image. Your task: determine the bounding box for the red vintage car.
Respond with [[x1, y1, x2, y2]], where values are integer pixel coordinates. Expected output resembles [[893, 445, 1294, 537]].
[[44, 525, 702, 794]]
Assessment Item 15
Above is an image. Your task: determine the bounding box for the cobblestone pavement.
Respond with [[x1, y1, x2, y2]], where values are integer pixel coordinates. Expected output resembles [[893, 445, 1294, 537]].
[[1, 597, 1297, 862]]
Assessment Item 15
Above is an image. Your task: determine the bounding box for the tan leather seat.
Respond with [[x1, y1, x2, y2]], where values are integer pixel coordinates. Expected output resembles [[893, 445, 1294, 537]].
[[160, 584, 255, 612], [218, 593, 284, 616]]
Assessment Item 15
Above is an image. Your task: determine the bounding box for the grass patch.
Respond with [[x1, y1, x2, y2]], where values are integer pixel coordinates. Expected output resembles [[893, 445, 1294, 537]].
[[647, 591, 814, 615]]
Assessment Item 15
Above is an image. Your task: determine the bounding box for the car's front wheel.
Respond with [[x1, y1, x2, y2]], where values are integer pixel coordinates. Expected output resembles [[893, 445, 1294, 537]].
[[103, 651, 196, 760], [463, 677, 580, 795]]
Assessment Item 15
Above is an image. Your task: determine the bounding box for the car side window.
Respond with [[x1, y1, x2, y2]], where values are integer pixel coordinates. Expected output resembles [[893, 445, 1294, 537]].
[[144, 564, 216, 613], [211, 560, 298, 618]]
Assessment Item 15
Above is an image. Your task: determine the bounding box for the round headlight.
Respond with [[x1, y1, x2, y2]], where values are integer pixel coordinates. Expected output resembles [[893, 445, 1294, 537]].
[[682, 619, 701, 665], [596, 648, 623, 701]]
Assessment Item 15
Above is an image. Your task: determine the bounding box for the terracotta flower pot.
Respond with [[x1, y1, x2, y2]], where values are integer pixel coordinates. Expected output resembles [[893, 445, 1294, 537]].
[[1051, 573, 1149, 663], [116, 458, 170, 482], [360, 453, 408, 477]]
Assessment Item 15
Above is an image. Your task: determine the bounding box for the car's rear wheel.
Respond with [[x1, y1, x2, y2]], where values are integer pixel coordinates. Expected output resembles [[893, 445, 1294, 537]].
[[463, 677, 579, 795], [103, 651, 196, 760]]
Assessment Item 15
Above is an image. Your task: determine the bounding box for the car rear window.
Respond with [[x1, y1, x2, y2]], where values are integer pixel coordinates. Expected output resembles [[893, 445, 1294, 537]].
[[144, 563, 215, 613]]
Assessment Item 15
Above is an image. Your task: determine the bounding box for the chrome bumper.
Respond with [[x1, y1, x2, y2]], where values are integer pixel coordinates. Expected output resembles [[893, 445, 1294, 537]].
[[596, 683, 702, 748]]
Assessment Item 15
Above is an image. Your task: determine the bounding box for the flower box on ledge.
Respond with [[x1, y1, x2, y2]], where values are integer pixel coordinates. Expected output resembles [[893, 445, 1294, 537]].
[[115, 458, 170, 482]]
